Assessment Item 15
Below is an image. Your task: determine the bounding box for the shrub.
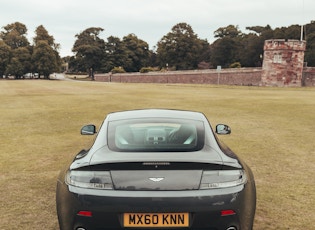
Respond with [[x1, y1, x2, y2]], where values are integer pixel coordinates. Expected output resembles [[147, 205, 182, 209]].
[[230, 62, 241, 68], [139, 67, 155, 73], [111, 67, 126, 74]]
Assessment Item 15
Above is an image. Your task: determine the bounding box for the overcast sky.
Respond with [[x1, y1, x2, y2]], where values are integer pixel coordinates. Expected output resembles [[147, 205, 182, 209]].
[[1, 0, 313, 57]]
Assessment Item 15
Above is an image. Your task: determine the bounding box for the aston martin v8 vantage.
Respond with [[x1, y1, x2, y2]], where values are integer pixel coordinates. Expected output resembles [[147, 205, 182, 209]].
[[56, 109, 256, 230]]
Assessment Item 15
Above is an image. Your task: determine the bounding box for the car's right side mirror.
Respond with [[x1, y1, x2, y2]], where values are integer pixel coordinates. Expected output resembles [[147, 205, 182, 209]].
[[215, 124, 231, 135], [81, 124, 97, 135]]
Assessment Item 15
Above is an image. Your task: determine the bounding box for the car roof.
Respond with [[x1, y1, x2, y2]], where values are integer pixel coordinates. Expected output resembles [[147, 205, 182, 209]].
[[106, 109, 206, 121]]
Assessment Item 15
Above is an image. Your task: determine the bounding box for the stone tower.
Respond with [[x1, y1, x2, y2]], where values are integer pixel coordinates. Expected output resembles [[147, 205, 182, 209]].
[[261, 39, 306, 86]]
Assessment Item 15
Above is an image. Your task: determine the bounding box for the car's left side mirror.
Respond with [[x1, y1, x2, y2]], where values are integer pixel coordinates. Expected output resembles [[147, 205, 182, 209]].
[[215, 124, 231, 135], [81, 124, 97, 135]]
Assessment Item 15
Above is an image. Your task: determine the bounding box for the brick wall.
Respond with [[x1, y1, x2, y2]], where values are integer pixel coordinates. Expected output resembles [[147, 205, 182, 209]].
[[95, 68, 262, 86], [94, 67, 315, 87], [302, 67, 315, 86]]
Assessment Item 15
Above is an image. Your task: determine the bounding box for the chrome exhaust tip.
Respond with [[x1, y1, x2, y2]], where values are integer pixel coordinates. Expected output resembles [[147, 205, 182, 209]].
[[227, 227, 237, 230]]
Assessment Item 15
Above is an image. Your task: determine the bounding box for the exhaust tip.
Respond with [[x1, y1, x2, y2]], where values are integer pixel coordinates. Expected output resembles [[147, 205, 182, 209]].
[[227, 227, 237, 230]]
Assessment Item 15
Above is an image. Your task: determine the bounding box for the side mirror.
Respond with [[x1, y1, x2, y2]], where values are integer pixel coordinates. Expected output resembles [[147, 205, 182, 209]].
[[215, 124, 231, 135], [81, 124, 96, 135]]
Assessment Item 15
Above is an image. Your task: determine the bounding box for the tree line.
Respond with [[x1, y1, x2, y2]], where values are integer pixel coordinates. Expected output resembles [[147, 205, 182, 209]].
[[1, 21, 315, 79], [0, 22, 62, 79]]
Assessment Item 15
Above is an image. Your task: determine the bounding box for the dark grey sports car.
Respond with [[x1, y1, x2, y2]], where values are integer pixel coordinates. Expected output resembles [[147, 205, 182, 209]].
[[56, 109, 256, 230]]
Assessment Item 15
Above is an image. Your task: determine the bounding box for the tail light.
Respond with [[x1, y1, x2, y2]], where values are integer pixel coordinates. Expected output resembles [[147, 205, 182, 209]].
[[66, 170, 113, 190], [200, 170, 247, 189]]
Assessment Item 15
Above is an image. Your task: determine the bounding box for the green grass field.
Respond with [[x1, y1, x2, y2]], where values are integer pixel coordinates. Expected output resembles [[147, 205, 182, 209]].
[[0, 80, 314, 230]]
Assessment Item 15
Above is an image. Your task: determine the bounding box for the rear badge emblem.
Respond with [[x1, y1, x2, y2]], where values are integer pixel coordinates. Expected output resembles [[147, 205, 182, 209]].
[[149, 177, 164, 182]]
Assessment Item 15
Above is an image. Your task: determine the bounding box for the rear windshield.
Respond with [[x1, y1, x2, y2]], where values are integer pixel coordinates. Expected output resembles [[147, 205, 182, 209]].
[[108, 118, 205, 152]]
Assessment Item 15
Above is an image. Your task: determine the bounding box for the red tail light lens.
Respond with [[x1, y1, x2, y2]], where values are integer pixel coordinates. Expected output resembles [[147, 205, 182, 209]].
[[77, 211, 92, 217], [221, 210, 236, 216]]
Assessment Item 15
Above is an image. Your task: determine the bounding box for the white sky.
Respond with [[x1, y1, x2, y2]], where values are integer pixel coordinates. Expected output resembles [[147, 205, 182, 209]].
[[1, 0, 313, 57]]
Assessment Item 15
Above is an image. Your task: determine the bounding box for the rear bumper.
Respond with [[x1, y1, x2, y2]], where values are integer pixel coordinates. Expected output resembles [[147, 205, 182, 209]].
[[57, 182, 254, 230], [74, 212, 240, 230]]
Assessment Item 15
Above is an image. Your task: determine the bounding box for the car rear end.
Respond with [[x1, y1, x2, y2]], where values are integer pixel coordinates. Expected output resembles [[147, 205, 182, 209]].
[[57, 157, 255, 230], [56, 111, 255, 230]]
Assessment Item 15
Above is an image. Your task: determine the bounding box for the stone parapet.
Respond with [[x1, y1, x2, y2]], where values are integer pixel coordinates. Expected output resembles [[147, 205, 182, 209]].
[[264, 39, 306, 51]]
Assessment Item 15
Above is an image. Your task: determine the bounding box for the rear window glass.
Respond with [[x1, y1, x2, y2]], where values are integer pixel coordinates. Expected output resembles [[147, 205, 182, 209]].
[[108, 118, 204, 152]]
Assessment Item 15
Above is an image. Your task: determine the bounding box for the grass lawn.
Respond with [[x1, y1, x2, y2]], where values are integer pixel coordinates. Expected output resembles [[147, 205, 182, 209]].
[[0, 79, 314, 230]]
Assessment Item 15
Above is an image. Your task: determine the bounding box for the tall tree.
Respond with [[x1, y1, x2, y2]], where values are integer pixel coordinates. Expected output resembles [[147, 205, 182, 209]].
[[210, 25, 243, 67], [102, 36, 131, 72], [32, 25, 61, 78], [0, 22, 31, 78], [122, 34, 150, 72], [0, 23, 63, 78], [32, 40, 59, 78], [72, 27, 105, 72], [156, 23, 205, 70]]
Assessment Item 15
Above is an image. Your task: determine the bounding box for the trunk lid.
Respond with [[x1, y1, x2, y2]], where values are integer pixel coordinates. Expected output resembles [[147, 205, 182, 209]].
[[111, 169, 202, 190], [88, 161, 223, 191]]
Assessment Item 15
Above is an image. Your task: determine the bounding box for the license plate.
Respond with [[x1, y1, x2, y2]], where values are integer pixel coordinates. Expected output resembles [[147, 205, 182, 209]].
[[123, 213, 189, 227]]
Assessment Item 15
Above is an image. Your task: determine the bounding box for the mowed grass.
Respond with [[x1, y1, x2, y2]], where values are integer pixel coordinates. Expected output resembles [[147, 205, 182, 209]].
[[0, 80, 314, 230]]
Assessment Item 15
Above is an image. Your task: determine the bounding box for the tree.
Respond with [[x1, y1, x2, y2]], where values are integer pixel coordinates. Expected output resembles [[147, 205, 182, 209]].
[[0, 22, 29, 49], [197, 39, 211, 68], [5, 57, 24, 78], [238, 33, 264, 67], [122, 34, 150, 72], [72, 27, 105, 72], [0, 22, 32, 78], [32, 41, 59, 78], [211, 25, 244, 67], [156, 23, 206, 70], [32, 25, 61, 78], [0, 40, 11, 77], [305, 33, 315, 66], [304, 21, 315, 66], [102, 36, 130, 73], [210, 37, 240, 68], [214, 25, 242, 38], [246, 25, 272, 35], [34, 25, 55, 47], [6, 47, 32, 78]]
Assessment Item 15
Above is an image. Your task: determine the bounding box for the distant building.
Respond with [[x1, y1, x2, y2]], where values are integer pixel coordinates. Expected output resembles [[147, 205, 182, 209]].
[[261, 39, 306, 86]]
